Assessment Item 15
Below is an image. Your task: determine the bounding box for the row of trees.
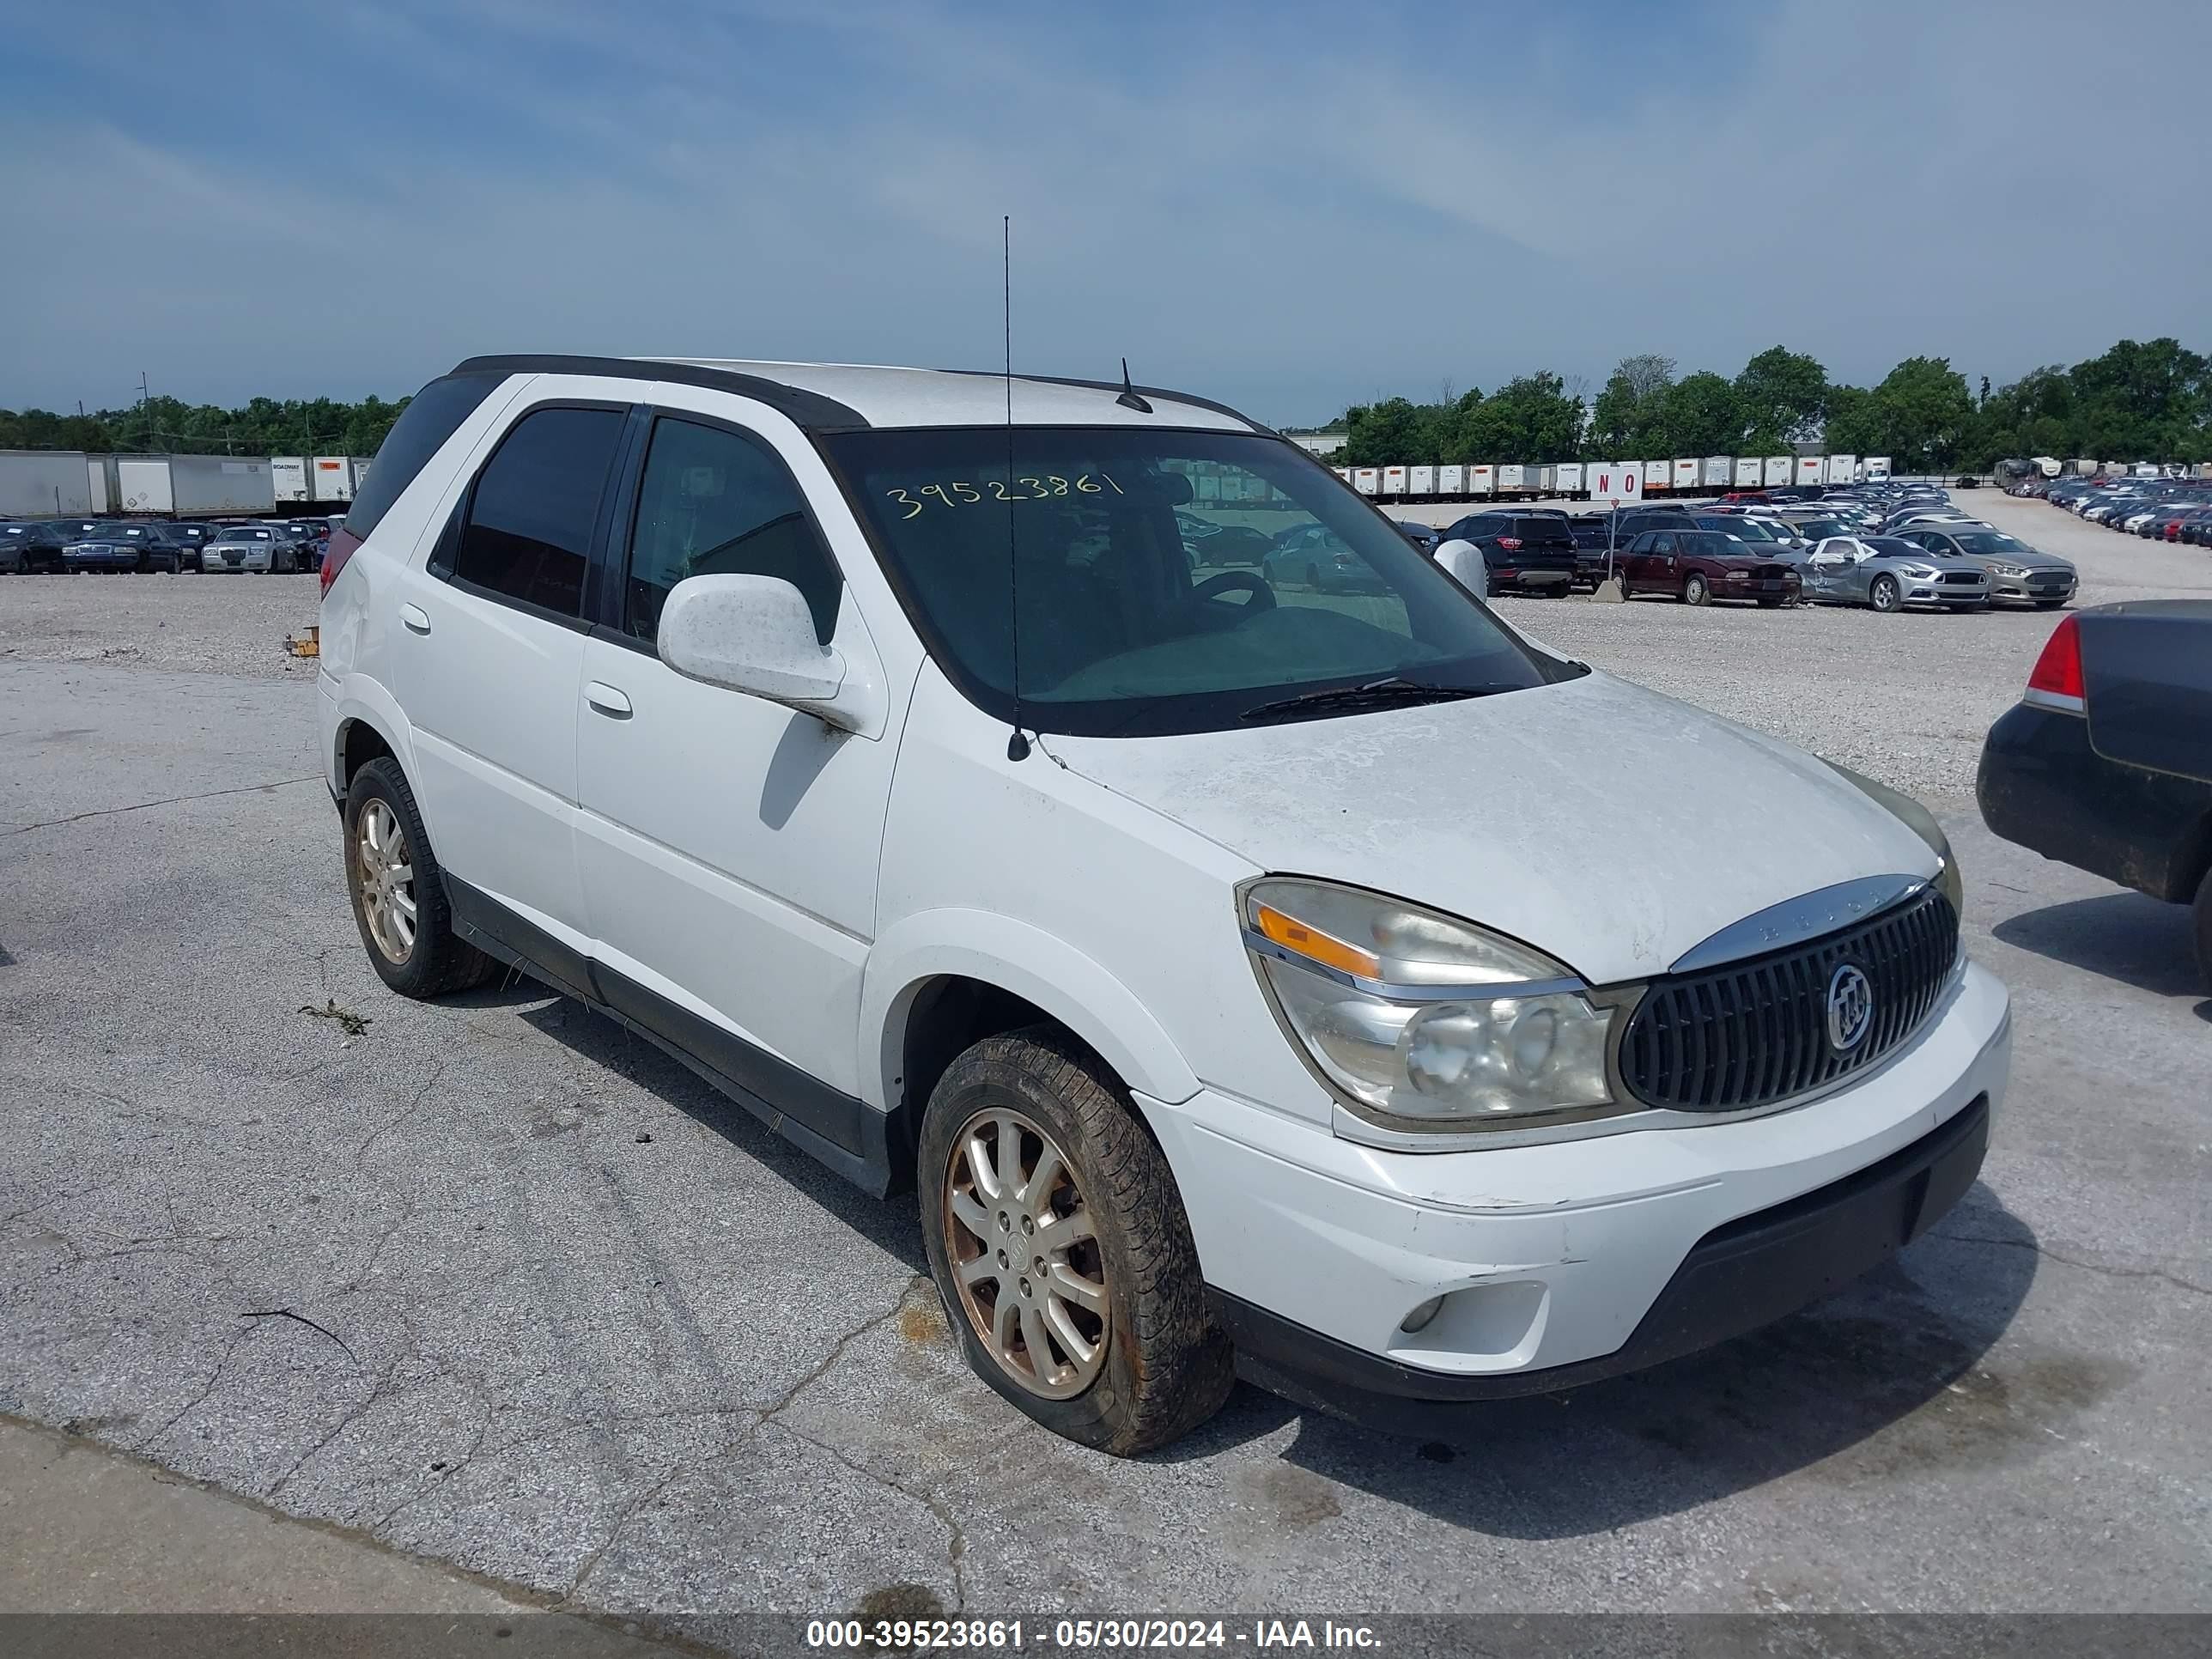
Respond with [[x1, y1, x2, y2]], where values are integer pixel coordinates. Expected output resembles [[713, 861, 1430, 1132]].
[[1331, 338, 2211, 471], [0, 394, 410, 459]]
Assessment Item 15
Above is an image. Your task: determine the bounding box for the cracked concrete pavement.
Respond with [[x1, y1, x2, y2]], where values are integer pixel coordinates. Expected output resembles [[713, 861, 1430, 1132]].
[[0, 510, 2207, 1639]]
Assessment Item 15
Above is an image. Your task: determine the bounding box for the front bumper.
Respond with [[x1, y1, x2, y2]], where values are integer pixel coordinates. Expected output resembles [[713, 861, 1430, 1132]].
[[203, 550, 271, 572], [1214, 1092, 1990, 1435], [1989, 576, 2076, 605], [64, 550, 140, 571], [1140, 960, 2009, 1430]]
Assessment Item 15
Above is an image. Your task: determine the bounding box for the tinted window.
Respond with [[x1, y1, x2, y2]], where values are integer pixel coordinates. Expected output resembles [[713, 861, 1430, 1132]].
[[623, 416, 842, 646], [1650, 532, 1675, 553], [825, 426, 1571, 738], [454, 406, 623, 617], [344, 372, 502, 540]]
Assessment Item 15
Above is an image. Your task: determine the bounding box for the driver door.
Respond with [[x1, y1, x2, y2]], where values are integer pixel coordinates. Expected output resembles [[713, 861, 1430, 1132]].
[[572, 402, 900, 1118], [1805, 538, 1852, 600]]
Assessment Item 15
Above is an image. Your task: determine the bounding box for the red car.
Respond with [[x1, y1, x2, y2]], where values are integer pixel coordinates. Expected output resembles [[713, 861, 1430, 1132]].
[[1618, 528, 1802, 607]]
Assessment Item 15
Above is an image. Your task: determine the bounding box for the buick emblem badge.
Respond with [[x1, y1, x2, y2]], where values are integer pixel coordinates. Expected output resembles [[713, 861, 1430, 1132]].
[[1826, 963, 1875, 1054]]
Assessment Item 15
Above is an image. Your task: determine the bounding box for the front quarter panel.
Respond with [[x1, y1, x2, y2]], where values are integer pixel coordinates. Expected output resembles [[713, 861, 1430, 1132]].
[[869, 666, 1331, 1128]]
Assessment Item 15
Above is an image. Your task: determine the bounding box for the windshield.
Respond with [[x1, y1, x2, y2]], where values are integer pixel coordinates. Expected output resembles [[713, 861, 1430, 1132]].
[[1951, 532, 2033, 556], [216, 526, 271, 541], [1864, 538, 1926, 558], [823, 427, 1573, 736], [1793, 519, 1846, 538], [1704, 517, 1776, 542]]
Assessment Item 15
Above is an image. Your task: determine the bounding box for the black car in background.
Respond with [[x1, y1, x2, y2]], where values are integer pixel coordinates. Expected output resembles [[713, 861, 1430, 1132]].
[[2, 520, 75, 573], [1978, 602, 2212, 990], [1437, 508, 1580, 595]]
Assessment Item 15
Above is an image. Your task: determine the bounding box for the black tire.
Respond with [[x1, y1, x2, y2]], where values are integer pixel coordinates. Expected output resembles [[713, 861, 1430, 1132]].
[[2194, 866, 2212, 995], [1870, 574, 1901, 613], [918, 1028, 1233, 1455], [1304, 562, 1321, 589], [1683, 572, 1710, 606], [1756, 596, 1784, 607], [342, 756, 497, 999]]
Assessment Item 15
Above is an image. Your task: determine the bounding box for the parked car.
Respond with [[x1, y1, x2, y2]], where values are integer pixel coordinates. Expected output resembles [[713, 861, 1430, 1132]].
[[1618, 529, 1802, 606], [167, 522, 214, 571], [1802, 536, 1990, 612], [1261, 524, 1390, 594], [1185, 523, 1272, 567], [1435, 509, 1580, 594], [1393, 520, 1440, 554], [64, 522, 184, 573], [1978, 604, 2212, 989], [1565, 514, 1625, 589], [201, 524, 298, 573], [2, 520, 74, 573], [319, 353, 2008, 1451], [1889, 526, 2077, 609]]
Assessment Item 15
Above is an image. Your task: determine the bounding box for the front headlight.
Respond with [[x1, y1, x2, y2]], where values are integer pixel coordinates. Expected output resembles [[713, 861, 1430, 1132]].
[[1242, 879, 1624, 1130], [1823, 762, 1964, 920], [1990, 562, 2028, 576]]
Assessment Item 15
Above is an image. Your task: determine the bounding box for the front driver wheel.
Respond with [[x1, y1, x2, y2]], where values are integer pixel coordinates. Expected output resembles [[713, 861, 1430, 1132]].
[[919, 1029, 1232, 1455], [1870, 574, 1902, 612], [1683, 573, 1709, 606]]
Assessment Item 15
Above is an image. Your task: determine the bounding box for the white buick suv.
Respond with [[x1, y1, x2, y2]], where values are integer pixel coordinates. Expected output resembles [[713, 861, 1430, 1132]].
[[318, 356, 2011, 1452]]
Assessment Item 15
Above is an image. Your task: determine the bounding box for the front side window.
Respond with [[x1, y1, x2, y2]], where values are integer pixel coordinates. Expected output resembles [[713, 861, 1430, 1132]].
[[623, 416, 842, 646], [453, 405, 624, 617], [824, 427, 1572, 738]]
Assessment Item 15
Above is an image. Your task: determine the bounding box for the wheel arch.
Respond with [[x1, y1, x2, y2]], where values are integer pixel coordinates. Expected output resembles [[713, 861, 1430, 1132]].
[[862, 915, 1201, 1136], [330, 679, 423, 807]]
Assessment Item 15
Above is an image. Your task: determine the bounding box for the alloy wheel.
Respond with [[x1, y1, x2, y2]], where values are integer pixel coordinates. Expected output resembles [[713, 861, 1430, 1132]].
[[941, 1108, 1110, 1400], [355, 799, 418, 964]]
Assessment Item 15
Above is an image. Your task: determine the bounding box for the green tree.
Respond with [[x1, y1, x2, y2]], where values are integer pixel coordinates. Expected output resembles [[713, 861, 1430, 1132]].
[[1650, 371, 1741, 458], [1585, 355, 1673, 456], [1833, 357, 1976, 471], [1453, 373, 1582, 463], [1734, 345, 1829, 450]]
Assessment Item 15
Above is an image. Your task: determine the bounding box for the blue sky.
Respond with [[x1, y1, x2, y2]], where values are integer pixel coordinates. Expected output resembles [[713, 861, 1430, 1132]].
[[3, 0, 2205, 425]]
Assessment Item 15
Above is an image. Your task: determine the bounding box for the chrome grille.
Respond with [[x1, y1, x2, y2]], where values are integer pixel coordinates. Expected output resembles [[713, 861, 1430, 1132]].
[[1621, 888, 1959, 1113]]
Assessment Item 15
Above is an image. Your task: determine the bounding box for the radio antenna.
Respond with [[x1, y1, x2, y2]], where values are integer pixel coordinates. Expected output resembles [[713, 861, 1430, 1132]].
[[1004, 214, 1029, 762]]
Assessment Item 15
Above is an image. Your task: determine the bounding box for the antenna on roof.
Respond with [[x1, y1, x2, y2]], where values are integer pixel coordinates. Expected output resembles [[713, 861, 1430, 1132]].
[[1115, 358, 1152, 414], [1004, 216, 1030, 763]]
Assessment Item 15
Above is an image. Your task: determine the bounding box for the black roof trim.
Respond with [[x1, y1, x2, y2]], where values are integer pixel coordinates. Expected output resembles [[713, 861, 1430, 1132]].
[[447, 356, 870, 432], [932, 368, 1273, 435]]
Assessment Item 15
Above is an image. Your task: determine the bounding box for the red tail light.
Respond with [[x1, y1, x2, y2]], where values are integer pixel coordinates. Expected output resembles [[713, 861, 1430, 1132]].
[[1495, 536, 1522, 550], [319, 524, 361, 598], [2024, 615, 2085, 711]]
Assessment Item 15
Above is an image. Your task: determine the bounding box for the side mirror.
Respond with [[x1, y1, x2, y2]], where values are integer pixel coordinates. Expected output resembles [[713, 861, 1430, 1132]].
[[656, 573, 875, 733], [1432, 538, 1487, 600]]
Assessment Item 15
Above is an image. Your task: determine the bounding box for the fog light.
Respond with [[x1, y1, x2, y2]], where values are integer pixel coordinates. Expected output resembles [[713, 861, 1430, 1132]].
[[1400, 1295, 1445, 1334]]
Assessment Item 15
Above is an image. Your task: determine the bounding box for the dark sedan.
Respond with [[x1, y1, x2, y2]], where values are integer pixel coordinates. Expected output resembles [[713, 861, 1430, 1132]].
[[64, 522, 185, 573], [1978, 602, 2212, 989], [2, 520, 76, 573], [1618, 529, 1801, 606]]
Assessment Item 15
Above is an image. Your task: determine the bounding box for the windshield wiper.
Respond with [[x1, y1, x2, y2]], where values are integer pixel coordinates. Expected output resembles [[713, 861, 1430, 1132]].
[[1238, 677, 1502, 724]]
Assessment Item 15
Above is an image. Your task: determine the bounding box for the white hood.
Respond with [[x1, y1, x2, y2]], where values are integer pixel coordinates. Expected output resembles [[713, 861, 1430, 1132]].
[[1045, 671, 1937, 986]]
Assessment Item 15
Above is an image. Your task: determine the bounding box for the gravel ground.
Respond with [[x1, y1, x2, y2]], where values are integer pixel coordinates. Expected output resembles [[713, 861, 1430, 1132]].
[[3, 489, 2209, 1633], [0, 570, 323, 681]]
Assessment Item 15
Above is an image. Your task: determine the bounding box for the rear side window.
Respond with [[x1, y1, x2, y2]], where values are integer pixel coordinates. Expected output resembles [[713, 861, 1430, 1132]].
[[1512, 516, 1571, 543], [622, 416, 842, 646], [343, 373, 501, 540], [453, 406, 625, 617]]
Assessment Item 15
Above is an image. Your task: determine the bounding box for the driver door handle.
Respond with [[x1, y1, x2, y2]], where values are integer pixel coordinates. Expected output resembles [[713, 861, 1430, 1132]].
[[399, 604, 430, 635], [585, 681, 633, 719]]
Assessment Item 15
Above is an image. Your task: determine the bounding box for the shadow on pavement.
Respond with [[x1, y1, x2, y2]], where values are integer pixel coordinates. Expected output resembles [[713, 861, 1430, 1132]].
[[1160, 1182, 2044, 1540], [513, 994, 930, 1275], [1992, 890, 2203, 1003]]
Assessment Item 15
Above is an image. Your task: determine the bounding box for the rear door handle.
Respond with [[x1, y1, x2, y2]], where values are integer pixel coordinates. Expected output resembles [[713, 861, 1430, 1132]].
[[399, 604, 430, 635], [585, 681, 633, 719]]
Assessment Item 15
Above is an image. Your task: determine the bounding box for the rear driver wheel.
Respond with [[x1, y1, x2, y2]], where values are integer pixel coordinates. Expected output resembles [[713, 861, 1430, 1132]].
[[343, 757, 497, 999]]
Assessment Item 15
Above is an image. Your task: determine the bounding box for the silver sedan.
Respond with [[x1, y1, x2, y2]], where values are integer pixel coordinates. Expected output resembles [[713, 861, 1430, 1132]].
[[1802, 535, 1991, 613], [1889, 525, 2078, 609]]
